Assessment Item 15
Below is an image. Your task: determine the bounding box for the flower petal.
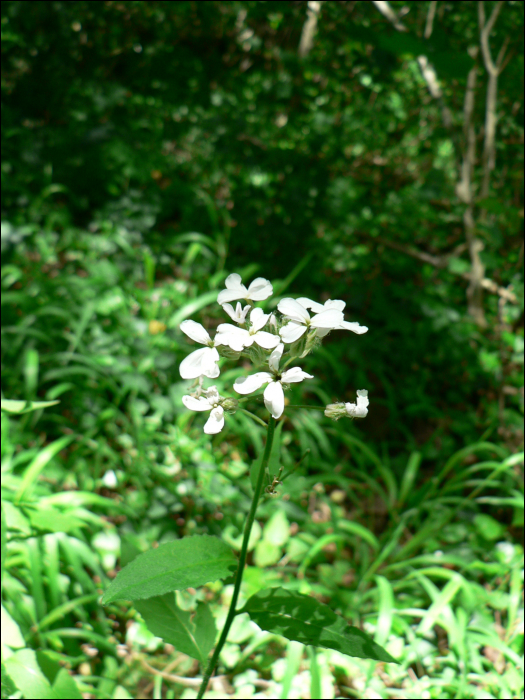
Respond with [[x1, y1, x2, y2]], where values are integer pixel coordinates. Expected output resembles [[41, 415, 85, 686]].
[[246, 277, 273, 301], [268, 343, 284, 372], [249, 307, 269, 333], [346, 390, 369, 418], [279, 322, 307, 344], [225, 273, 244, 290], [325, 299, 346, 311], [204, 406, 225, 434], [281, 367, 314, 383], [215, 324, 249, 352], [203, 362, 221, 379], [222, 302, 251, 323], [315, 327, 331, 338], [180, 320, 212, 345], [337, 320, 368, 334], [182, 395, 212, 411], [277, 298, 310, 323], [264, 381, 285, 419], [233, 372, 272, 395], [204, 386, 221, 403], [179, 347, 220, 379], [253, 331, 281, 349], [310, 309, 345, 329], [217, 288, 245, 305], [296, 297, 325, 314]]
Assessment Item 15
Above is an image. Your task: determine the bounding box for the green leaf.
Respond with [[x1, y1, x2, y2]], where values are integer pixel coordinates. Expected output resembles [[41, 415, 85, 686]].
[[241, 588, 397, 663], [27, 507, 89, 533], [3, 649, 53, 699], [473, 514, 506, 541], [135, 593, 216, 666], [1, 505, 6, 590], [50, 668, 83, 699], [1, 663, 17, 700], [168, 290, 219, 329], [0, 399, 59, 414], [15, 436, 74, 504], [1, 606, 25, 649], [101, 535, 237, 604]]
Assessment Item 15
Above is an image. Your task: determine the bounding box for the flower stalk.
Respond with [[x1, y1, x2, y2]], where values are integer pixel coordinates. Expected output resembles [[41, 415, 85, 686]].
[[196, 417, 277, 699]]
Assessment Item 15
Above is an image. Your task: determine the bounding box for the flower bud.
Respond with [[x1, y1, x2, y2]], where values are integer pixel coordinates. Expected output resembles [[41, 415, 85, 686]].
[[325, 390, 369, 420], [217, 345, 242, 361], [220, 397, 238, 414], [324, 402, 347, 420]]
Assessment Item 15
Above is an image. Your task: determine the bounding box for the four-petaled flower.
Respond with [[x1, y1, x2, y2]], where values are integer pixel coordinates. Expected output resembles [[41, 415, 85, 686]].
[[179, 320, 220, 379], [222, 302, 252, 324], [215, 307, 280, 352], [233, 343, 313, 419], [277, 298, 347, 344], [217, 273, 273, 305], [297, 297, 368, 337], [180, 276, 369, 427], [182, 386, 227, 434]]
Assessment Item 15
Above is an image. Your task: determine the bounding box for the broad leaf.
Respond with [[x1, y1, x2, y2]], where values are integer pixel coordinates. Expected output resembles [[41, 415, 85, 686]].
[[241, 588, 397, 663], [135, 593, 216, 666], [1, 663, 17, 700], [101, 535, 236, 604], [3, 649, 53, 700]]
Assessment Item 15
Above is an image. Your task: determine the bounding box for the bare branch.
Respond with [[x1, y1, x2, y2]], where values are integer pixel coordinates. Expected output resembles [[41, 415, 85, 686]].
[[353, 232, 517, 304], [371, 1, 407, 32], [424, 1, 438, 39], [298, 1, 324, 58], [478, 1, 509, 199], [372, 1, 451, 128], [417, 56, 453, 127], [479, 0, 505, 75]]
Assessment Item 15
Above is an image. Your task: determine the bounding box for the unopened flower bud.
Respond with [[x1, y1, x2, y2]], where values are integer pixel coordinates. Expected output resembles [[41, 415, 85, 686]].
[[324, 402, 347, 420], [325, 390, 369, 420], [220, 397, 238, 414], [217, 345, 242, 361]]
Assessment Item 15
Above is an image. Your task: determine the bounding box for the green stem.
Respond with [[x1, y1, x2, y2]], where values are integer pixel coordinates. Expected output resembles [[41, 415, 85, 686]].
[[196, 416, 276, 699], [286, 404, 325, 410], [239, 408, 268, 428]]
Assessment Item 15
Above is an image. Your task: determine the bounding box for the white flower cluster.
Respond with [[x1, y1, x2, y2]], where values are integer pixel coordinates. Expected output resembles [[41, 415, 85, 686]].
[[180, 273, 369, 433]]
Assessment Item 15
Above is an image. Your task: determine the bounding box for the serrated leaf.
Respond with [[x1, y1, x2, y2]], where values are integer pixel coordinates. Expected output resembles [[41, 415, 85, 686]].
[[241, 587, 397, 663], [101, 535, 236, 604], [135, 593, 216, 666]]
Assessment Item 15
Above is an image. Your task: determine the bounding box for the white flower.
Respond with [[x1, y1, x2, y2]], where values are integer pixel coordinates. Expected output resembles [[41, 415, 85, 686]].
[[217, 273, 273, 305], [179, 320, 220, 379], [346, 389, 369, 418], [215, 307, 280, 352], [325, 390, 369, 420], [296, 297, 368, 337], [233, 343, 313, 419], [182, 386, 226, 434], [222, 301, 252, 324], [277, 298, 346, 343]]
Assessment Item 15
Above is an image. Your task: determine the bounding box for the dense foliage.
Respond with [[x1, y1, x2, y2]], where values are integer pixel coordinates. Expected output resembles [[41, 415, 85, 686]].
[[1, 2, 523, 698]]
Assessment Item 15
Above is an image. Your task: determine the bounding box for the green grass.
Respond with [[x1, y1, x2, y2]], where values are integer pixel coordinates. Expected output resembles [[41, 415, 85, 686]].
[[1, 224, 523, 699]]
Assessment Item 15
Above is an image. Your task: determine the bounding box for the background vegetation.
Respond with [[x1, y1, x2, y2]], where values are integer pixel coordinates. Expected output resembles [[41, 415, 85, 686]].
[[1, 1, 523, 698]]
